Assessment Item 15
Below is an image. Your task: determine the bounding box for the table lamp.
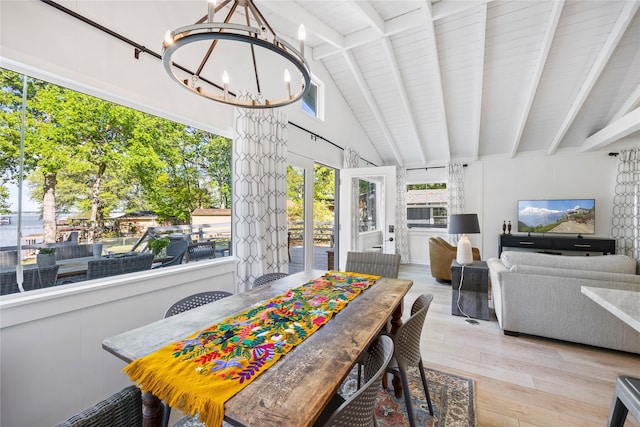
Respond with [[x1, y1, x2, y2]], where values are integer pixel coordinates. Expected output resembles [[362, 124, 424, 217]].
[[449, 213, 480, 265]]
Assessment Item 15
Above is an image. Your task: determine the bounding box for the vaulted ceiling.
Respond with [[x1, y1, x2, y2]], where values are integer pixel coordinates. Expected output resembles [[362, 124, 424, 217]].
[[46, 0, 640, 168]]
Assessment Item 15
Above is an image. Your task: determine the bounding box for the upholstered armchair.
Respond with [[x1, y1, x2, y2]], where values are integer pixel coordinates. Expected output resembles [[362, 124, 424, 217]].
[[429, 237, 480, 282]]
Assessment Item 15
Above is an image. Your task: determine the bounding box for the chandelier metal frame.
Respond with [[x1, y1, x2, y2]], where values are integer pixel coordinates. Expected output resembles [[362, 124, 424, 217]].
[[162, 0, 311, 109]]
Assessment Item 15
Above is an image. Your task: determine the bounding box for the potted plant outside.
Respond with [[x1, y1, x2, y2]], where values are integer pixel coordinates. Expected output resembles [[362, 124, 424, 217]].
[[147, 237, 170, 256], [37, 247, 56, 267]]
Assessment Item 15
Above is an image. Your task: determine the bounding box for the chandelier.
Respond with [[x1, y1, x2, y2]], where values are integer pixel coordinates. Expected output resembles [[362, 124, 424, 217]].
[[162, 0, 310, 109]]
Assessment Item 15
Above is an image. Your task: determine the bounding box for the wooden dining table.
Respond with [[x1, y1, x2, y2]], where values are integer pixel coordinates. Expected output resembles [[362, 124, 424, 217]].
[[102, 269, 413, 427]]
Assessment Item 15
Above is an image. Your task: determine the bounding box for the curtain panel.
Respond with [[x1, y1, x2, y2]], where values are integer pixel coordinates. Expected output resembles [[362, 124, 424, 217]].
[[232, 98, 289, 293], [611, 148, 640, 261], [343, 147, 361, 252], [396, 167, 410, 263], [447, 163, 465, 243]]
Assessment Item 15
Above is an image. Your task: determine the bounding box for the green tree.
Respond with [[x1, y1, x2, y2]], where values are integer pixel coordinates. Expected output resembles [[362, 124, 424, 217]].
[[313, 164, 334, 222], [0, 185, 10, 214], [2, 68, 233, 238], [201, 133, 232, 208], [287, 165, 304, 222]]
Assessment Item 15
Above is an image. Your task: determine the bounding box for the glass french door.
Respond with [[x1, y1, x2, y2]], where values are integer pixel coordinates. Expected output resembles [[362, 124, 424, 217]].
[[287, 163, 306, 273], [287, 154, 336, 273]]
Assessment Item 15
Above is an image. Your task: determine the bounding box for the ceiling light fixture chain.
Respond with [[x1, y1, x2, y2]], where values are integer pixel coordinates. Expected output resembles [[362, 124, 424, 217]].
[[162, 0, 310, 109]]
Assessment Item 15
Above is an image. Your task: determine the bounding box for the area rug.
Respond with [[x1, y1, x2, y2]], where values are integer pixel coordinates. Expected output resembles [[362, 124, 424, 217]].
[[176, 366, 476, 427], [339, 366, 476, 427]]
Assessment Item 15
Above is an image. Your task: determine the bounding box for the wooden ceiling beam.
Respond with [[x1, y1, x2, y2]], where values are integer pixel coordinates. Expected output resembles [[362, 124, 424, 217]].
[[509, 1, 564, 158], [547, 1, 639, 155], [343, 50, 404, 166]]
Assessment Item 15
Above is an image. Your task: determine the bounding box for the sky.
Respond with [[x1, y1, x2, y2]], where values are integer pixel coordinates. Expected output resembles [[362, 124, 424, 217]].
[[8, 183, 39, 212]]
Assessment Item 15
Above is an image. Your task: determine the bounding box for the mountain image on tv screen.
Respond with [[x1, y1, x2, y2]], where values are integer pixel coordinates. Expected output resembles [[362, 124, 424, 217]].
[[517, 199, 595, 234]]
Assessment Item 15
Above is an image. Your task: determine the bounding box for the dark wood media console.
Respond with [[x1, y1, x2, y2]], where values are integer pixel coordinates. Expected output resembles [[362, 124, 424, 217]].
[[499, 234, 615, 256]]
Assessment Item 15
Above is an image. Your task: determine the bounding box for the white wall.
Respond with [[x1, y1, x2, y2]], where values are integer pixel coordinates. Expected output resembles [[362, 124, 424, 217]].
[[404, 150, 622, 264], [468, 150, 620, 260], [0, 259, 235, 427]]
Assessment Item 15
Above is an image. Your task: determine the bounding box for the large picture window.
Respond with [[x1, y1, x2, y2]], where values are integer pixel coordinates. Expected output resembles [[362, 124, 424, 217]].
[[0, 69, 232, 294]]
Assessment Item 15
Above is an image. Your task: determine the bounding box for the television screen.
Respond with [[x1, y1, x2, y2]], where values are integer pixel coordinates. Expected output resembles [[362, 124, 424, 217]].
[[517, 199, 595, 235]]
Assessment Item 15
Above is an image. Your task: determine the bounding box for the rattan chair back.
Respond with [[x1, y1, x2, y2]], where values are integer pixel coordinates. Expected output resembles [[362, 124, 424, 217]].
[[253, 272, 289, 287], [345, 252, 401, 278], [53, 385, 142, 427], [321, 334, 393, 427], [164, 291, 233, 318], [395, 293, 433, 367], [387, 293, 435, 426]]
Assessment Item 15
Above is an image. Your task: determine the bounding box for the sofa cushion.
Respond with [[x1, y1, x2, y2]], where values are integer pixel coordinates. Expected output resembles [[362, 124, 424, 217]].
[[500, 251, 636, 274], [509, 264, 640, 286]]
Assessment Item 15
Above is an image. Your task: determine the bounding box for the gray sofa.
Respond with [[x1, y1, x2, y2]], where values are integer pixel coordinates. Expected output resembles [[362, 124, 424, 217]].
[[487, 251, 640, 354]]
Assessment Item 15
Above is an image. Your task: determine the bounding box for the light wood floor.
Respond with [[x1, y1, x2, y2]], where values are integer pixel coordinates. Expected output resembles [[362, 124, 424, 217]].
[[171, 264, 640, 426], [400, 263, 640, 427]]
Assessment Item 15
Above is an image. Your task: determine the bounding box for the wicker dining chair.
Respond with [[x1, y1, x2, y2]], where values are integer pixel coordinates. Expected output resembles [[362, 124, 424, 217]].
[[345, 251, 401, 278], [164, 290, 233, 318], [253, 272, 289, 287], [385, 293, 435, 427], [313, 334, 394, 427], [162, 290, 233, 427], [53, 385, 142, 427]]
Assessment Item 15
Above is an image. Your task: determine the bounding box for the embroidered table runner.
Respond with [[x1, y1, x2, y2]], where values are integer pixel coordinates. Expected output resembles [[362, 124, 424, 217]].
[[124, 271, 380, 427]]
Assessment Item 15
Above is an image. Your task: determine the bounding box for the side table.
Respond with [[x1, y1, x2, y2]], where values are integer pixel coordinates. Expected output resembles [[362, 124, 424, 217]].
[[451, 260, 489, 320]]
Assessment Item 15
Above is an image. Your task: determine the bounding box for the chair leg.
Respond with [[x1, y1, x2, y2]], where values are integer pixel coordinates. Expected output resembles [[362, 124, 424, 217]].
[[418, 360, 434, 415], [399, 366, 417, 427], [162, 403, 171, 427]]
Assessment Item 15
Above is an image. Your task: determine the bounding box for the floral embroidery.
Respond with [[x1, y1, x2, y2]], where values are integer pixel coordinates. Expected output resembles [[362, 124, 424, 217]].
[[124, 271, 379, 427]]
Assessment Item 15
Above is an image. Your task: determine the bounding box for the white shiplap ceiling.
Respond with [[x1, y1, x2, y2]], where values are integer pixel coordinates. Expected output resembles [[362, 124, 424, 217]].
[[55, 0, 640, 168], [258, 0, 640, 168]]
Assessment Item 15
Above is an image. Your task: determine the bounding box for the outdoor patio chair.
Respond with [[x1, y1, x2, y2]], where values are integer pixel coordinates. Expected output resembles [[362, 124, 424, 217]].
[[313, 334, 394, 427], [385, 293, 435, 427], [253, 272, 289, 287], [24, 265, 60, 291], [53, 385, 142, 427], [156, 240, 189, 268], [345, 251, 401, 278], [163, 290, 233, 427], [0, 250, 19, 267], [121, 253, 154, 274], [87, 257, 123, 280], [186, 241, 216, 262], [0, 265, 60, 295]]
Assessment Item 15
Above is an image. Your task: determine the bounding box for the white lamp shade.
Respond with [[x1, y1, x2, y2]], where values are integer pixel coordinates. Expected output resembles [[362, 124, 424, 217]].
[[456, 234, 474, 265]]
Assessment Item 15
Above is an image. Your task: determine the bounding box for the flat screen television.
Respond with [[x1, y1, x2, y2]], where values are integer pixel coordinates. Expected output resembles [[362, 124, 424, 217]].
[[517, 199, 595, 235]]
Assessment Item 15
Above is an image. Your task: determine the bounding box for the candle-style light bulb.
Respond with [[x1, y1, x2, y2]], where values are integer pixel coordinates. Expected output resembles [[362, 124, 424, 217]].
[[284, 69, 291, 98], [222, 70, 229, 100], [164, 30, 173, 47], [297, 24, 306, 57], [208, 0, 217, 24]]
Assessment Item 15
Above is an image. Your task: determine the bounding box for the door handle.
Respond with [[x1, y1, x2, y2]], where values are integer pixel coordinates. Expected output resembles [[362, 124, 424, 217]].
[[388, 237, 394, 242]]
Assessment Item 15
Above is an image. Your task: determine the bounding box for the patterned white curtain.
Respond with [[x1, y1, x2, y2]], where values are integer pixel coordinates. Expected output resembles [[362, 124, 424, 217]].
[[396, 167, 410, 263], [232, 97, 289, 293], [611, 148, 640, 261], [343, 147, 361, 252], [447, 163, 465, 243]]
